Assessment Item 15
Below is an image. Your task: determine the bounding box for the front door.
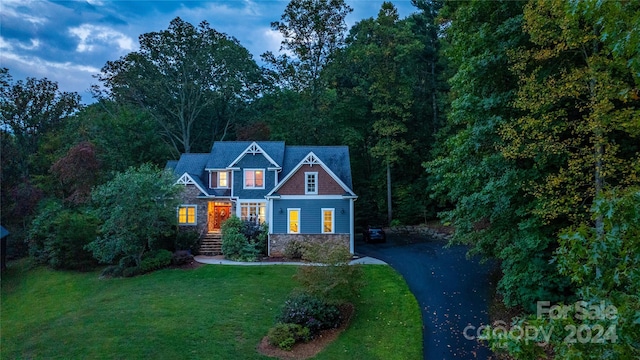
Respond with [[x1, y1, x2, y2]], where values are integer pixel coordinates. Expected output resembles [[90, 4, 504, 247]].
[[208, 202, 232, 232]]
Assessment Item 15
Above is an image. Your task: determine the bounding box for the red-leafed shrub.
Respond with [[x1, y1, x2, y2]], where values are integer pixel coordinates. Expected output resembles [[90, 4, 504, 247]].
[[50, 141, 101, 205]]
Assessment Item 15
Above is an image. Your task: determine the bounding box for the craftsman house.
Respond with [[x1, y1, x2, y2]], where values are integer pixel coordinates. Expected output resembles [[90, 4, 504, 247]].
[[166, 141, 357, 256]]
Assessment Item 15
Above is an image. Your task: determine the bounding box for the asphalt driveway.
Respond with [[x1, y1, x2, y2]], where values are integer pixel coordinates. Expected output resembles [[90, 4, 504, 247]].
[[356, 235, 495, 360]]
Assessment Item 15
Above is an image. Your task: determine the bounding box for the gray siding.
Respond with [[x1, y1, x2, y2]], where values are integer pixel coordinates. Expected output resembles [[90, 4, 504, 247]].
[[272, 198, 351, 234]]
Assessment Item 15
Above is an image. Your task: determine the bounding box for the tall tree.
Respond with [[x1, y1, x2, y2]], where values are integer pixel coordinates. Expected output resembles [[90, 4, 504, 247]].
[[409, 0, 444, 136], [99, 17, 263, 154], [346, 3, 422, 224], [263, 0, 352, 94], [425, 1, 574, 309], [261, 0, 352, 145], [64, 101, 173, 173], [0, 68, 81, 235], [502, 0, 640, 232], [0, 68, 81, 178]]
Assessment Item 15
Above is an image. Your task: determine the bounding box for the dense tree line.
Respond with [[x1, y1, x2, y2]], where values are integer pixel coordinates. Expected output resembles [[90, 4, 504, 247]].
[[429, 0, 639, 357], [1, 0, 638, 357]]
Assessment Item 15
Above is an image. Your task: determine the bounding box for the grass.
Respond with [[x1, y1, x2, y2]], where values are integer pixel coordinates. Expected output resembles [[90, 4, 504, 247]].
[[1, 259, 422, 359]]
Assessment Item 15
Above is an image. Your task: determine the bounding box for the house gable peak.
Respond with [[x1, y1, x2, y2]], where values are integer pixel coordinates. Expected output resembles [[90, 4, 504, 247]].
[[176, 173, 208, 196], [228, 141, 281, 169], [302, 152, 321, 166], [268, 151, 355, 197]]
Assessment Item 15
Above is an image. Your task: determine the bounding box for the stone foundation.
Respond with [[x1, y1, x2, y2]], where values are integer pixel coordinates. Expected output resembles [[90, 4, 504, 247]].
[[269, 233, 349, 257]]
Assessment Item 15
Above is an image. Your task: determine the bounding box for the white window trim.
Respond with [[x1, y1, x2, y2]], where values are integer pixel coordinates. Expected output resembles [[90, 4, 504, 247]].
[[288, 208, 301, 234], [218, 171, 229, 188], [305, 172, 318, 195], [321, 208, 335, 234], [239, 201, 267, 224], [243, 168, 265, 189], [177, 205, 197, 225]]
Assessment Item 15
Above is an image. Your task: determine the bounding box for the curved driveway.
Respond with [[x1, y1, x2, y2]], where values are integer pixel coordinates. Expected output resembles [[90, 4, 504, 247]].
[[356, 236, 495, 360]]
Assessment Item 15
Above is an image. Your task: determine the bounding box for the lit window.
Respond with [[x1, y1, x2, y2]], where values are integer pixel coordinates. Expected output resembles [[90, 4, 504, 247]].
[[288, 209, 300, 234], [218, 172, 228, 188], [178, 205, 197, 225], [240, 202, 266, 224], [322, 208, 334, 233], [305, 172, 318, 194], [244, 169, 264, 188]]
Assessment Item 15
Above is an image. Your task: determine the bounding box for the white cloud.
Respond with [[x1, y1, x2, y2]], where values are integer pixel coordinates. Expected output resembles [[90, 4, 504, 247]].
[[18, 39, 40, 50], [1, 0, 48, 25], [1, 49, 101, 102], [0, 37, 14, 51], [176, 1, 259, 20], [69, 24, 136, 53], [262, 28, 285, 55], [1, 50, 100, 74], [0, 37, 40, 52], [241, 0, 263, 17]]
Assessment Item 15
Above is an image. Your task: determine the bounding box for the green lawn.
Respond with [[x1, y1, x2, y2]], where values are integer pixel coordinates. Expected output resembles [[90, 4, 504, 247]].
[[1, 260, 422, 359]]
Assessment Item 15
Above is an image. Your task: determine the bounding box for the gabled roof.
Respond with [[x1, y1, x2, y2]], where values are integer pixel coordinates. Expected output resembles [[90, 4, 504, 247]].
[[173, 153, 210, 195], [205, 141, 285, 170], [282, 146, 354, 190], [270, 147, 356, 196], [167, 142, 356, 198]]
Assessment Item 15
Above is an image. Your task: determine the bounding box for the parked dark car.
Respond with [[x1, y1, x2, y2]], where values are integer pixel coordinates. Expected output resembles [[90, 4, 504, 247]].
[[363, 225, 386, 243]]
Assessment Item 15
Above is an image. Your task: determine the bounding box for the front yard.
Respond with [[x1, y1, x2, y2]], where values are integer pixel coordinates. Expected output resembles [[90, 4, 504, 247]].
[[1, 260, 422, 359]]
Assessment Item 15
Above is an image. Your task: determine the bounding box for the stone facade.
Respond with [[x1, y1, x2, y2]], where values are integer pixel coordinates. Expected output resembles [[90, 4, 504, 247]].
[[177, 186, 235, 236], [269, 233, 349, 257], [177, 186, 209, 235]]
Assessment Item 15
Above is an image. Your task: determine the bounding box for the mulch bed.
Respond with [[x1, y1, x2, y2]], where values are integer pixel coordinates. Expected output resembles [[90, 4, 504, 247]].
[[173, 259, 204, 270], [257, 303, 355, 360]]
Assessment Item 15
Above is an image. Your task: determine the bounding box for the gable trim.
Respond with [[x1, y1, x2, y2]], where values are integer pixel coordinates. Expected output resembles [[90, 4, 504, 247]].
[[227, 142, 281, 169], [267, 151, 355, 197], [176, 173, 209, 196]]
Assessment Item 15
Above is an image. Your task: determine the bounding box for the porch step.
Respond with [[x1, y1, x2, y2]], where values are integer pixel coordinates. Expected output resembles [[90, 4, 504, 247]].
[[199, 233, 223, 256]]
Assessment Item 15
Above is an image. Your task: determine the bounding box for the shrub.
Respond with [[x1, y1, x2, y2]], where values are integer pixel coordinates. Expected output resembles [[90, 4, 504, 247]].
[[267, 323, 311, 350], [221, 216, 263, 261], [139, 249, 172, 273], [28, 200, 63, 264], [296, 242, 364, 303], [100, 265, 122, 278], [28, 200, 99, 271], [240, 220, 261, 240], [221, 229, 250, 260], [122, 266, 141, 278], [253, 222, 268, 255], [221, 215, 243, 234], [174, 230, 200, 253], [283, 239, 304, 259], [45, 211, 100, 271], [276, 292, 342, 337], [171, 250, 193, 266], [87, 164, 181, 267]]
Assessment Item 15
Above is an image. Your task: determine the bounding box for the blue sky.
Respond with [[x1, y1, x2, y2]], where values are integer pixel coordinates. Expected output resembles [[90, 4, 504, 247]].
[[1, 0, 418, 103]]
